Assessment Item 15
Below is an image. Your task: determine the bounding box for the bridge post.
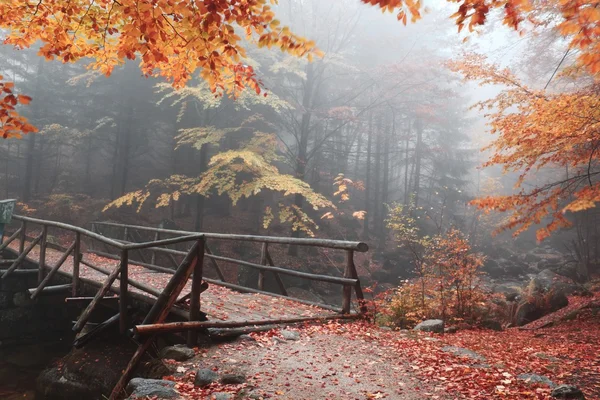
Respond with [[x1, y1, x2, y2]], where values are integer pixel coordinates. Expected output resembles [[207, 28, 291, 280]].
[[258, 242, 267, 291], [18, 220, 26, 254], [38, 225, 48, 284], [72, 232, 81, 296], [119, 248, 129, 334], [187, 238, 205, 347], [342, 250, 353, 314]]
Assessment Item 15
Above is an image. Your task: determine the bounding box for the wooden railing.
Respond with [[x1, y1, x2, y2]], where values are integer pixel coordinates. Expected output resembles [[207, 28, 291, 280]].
[[1, 215, 369, 400], [91, 221, 368, 314]]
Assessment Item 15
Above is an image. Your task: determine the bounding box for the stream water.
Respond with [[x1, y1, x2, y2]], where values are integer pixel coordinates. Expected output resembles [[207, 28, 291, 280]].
[[0, 339, 72, 399]]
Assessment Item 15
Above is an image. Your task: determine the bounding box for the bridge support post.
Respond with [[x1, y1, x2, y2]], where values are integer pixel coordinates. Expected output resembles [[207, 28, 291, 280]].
[[19, 220, 26, 254], [187, 238, 205, 347], [72, 232, 81, 296], [38, 226, 47, 284], [342, 254, 352, 314], [119, 249, 129, 334]]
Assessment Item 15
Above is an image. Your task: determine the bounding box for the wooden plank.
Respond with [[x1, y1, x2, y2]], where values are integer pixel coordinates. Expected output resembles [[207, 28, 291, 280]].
[[141, 241, 200, 326], [38, 226, 48, 284], [80, 257, 162, 298], [150, 231, 159, 265], [109, 334, 156, 400], [342, 250, 353, 314], [135, 314, 361, 335], [119, 249, 129, 334], [3, 233, 43, 279], [72, 260, 122, 333], [258, 242, 266, 291], [188, 239, 205, 346], [205, 253, 358, 286], [65, 296, 119, 303], [92, 220, 369, 252], [347, 250, 367, 314], [30, 241, 76, 300], [12, 215, 124, 249], [265, 248, 288, 296], [204, 243, 226, 281], [111, 243, 200, 400], [74, 313, 119, 349], [72, 232, 81, 296], [0, 227, 21, 253], [19, 220, 26, 254], [27, 284, 71, 296]]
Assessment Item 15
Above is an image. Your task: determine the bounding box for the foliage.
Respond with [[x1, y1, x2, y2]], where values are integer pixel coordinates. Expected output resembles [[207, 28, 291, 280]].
[[0, 0, 320, 138], [0, 76, 36, 138], [364, 0, 600, 79], [449, 54, 600, 241], [321, 174, 366, 221], [385, 204, 488, 326], [104, 118, 334, 236]]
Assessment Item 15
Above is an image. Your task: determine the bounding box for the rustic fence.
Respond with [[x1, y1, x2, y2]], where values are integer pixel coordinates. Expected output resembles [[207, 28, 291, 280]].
[[1, 215, 369, 399]]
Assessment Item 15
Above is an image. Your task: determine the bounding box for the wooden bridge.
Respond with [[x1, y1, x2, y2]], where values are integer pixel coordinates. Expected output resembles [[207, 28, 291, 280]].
[[0, 215, 368, 399]]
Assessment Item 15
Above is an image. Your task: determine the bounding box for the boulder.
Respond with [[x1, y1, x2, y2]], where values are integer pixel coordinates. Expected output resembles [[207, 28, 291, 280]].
[[159, 345, 195, 361], [551, 385, 585, 399], [514, 291, 568, 326], [515, 301, 543, 326], [480, 319, 503, 331], [194, 368, 218, 388], [220, 373, 246, 385], [414, 319, 444, 333], [533, 269, 586, 296], [126, 378, 181, 399]]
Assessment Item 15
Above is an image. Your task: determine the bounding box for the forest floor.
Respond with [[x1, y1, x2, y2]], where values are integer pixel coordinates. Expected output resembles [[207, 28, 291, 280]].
[[6, 237, 600, 399], [163, 293, 600, 400]]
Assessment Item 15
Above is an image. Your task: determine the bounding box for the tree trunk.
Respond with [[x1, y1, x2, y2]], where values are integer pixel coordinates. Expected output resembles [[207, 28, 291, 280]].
[[289, 62, 315, 256], [412, 118, 423, 207], [363, 114, 373, 240]]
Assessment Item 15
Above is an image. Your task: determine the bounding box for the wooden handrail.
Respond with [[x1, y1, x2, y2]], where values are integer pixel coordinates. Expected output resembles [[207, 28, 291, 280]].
[[92, 220, 369, 252], [205, 253, 359, 286]]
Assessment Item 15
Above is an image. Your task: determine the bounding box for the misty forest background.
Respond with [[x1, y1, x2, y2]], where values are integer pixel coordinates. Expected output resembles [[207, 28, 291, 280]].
[[1, 1, 598, 312]]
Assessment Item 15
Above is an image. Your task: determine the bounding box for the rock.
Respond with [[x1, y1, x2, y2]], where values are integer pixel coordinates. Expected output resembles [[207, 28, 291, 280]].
[[194, 368, 218, 388], [414, 319, 444, 333], [211, 393, 233, 400], [126, 378, 181, 399], [444, 326, 459, 334], [518, 373, 556, 387], [441, 346, 486, 362], [220, 373, 246, 385], [551, 384, 585, 399], [532, 269, 587, 296], [159, 345, 195, 361], [238, 334, 255, 342], [492, 283, 522, 302], [515, 301, 543, 326], [12, 291, 34, 308], [480, 319, 503, 331], [281, 330, 300, 341]]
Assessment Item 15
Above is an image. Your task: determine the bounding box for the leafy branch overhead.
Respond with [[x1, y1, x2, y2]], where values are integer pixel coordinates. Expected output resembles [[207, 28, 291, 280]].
[[104, 120, 334, 236]]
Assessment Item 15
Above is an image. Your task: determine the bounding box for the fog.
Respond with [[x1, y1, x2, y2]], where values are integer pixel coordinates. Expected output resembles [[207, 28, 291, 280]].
[[0, 0, 596, 315]]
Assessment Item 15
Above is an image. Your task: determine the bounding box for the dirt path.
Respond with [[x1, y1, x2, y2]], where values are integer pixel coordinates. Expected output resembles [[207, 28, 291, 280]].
[[167, 326, 451, 400]]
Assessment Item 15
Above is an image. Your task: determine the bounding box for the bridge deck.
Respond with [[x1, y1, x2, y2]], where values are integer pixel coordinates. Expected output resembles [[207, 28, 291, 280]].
[[7, 240, 334, 323]]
